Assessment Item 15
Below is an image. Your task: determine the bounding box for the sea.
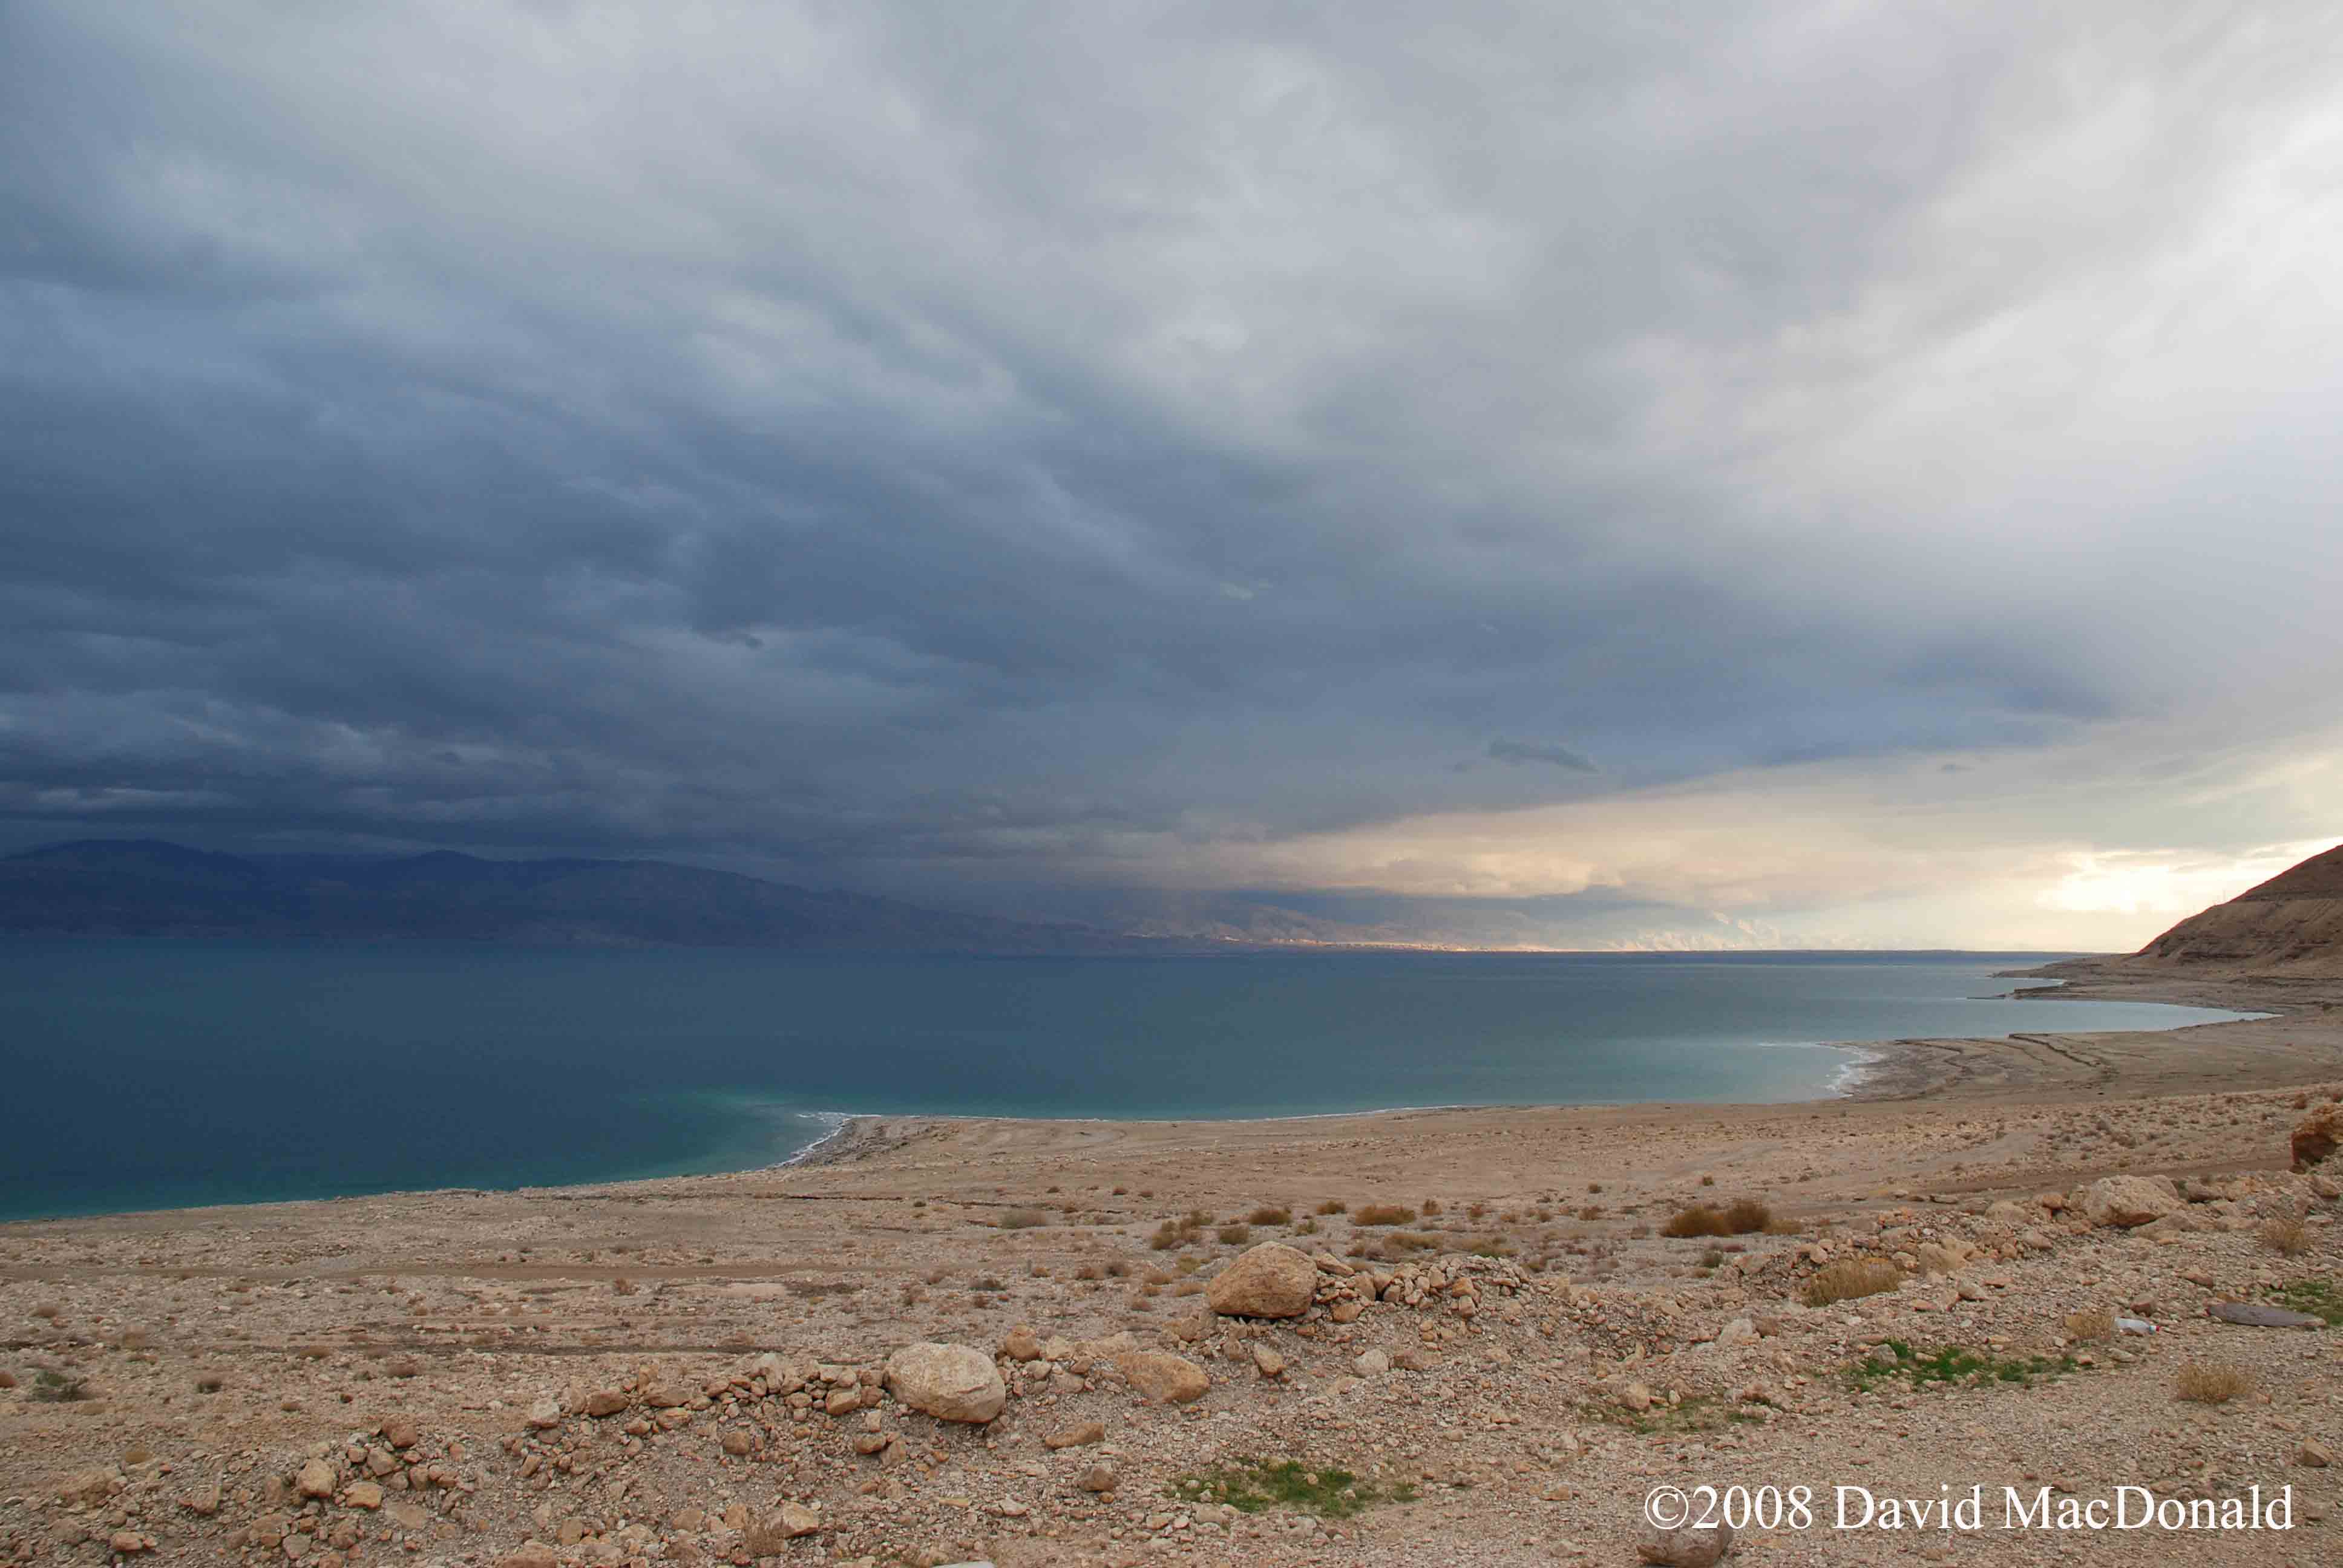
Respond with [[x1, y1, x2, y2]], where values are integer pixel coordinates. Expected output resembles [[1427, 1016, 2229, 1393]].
[[0, 943, 2263, 1222]]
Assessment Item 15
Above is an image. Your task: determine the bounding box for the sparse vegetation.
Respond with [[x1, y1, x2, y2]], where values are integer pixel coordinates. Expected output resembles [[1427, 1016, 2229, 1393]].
[[1314, 1199, 1347, 1215], [1663, 1198, 1772, 1238], [2063, 1307, 2116, 1342], [998, 1208, 1048, 1230], [1248, 1206, 1291, 1226], [1354, 1204, 1416, 1227], [1852, 1341, 2079, 1391], [1802, 1258, 1902, 1306], [28, 1370, 91, 1403], [1662, 1205, 1730, 1238], [1168, 1457, 1417, 1519], [1216, 1223, 1253, 1246], [2259, 1215, 2308, 1256], [2267, 1278, 2342, 1325], [2175, 1362, 2255, 1405]]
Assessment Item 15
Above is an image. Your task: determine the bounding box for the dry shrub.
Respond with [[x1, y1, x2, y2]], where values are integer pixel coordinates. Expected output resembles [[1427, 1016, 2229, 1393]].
[[1801, 1259, 1901, 1307], [1724, 1198, 1772, 1235], [998, 1209, 1047, 1230], [1073, 1263, 1103, 1282], [1248, 1206, 1291, 1226], [2175, 1362, 2255, 1405], [1216, 1224, 1253, 1246], [2259, 1215, 2308, 1256], [1662, 1206, 1731, 1238], [1421, 1198, 1444, 1216], [1355, 1204, 1417, 1227], [1314, 1200, 1348, 1215], [1384, 1231, 1440, 1253], [2064, 1307, 2116, 1342]]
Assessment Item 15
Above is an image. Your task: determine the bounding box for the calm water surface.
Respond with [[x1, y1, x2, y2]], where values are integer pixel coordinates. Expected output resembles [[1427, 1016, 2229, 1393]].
[[0, 943, 2259, 1220]]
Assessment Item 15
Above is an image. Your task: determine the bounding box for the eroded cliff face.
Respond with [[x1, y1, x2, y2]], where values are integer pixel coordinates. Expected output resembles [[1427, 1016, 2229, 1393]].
[[2132, 844, 2343, 976]]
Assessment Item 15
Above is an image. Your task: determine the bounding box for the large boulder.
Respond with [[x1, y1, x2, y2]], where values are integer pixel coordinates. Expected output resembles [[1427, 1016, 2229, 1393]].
[[1115, 1351, 1210, 1404], [883, 1343, 1006, 1424], [1639, 1521, 1734, 1567], [1205, 1243, 1318, 1319], [2078, 1175, 2181, 1228], [2293, 1103, 2341, 1169]]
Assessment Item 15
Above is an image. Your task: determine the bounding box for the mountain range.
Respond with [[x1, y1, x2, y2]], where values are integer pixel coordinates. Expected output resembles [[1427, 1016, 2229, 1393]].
[[0, 839, 1176, 953]]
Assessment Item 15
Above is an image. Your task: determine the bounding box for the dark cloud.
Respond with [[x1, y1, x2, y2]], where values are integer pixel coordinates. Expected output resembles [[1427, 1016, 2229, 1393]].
[[1488, 740, 1596, 772], [3, 2, 2340, 938]]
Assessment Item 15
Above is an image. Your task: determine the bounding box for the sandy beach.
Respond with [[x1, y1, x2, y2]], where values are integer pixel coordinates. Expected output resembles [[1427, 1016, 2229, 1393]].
[[3, 958, 2340, 1566]]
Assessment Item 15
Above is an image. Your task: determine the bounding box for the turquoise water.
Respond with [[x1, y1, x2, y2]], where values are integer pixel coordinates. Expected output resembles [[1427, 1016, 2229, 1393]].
[[0, 943, 2256, 1221]]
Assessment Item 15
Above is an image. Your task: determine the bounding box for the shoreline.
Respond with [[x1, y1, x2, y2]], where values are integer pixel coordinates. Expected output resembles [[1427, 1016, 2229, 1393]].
[[2, 959, 2316, 1226]]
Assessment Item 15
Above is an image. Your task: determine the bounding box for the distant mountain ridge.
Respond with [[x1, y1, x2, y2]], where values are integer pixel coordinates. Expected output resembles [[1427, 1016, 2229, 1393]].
[[0, 839, 1173, 953], [2131, 842, 2343, 977]]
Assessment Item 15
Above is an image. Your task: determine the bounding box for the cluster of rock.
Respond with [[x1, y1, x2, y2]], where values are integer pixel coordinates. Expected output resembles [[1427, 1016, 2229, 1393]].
[[38, 1417, 459, 1566]]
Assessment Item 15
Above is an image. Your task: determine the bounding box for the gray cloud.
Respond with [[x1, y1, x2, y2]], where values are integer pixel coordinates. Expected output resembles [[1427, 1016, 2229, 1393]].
[[1487, 740, 1596, 772], [4, 2, 2341, 941]]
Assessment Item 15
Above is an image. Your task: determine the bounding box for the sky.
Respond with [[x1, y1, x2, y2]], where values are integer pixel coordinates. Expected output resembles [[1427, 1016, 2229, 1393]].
[[4, 1, 2340, 951]]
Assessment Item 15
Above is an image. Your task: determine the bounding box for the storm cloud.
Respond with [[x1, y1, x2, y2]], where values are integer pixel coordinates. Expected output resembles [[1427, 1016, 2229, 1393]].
[[4, 2, 2340, 946]]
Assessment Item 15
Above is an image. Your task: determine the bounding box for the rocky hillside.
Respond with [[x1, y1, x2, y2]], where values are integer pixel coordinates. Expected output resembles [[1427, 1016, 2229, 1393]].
[[2131, 841, 2343, 976]]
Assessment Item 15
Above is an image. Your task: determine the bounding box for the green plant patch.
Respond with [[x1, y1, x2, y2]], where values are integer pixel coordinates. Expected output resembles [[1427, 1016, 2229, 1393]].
[[29, 1370, 91, 1403], [1167, 1458, 1417, 1519], [1850, 1340, 2080, 1391], [1601, 1393, 1766, 1436], [2267, 1279, 2343, 1326]]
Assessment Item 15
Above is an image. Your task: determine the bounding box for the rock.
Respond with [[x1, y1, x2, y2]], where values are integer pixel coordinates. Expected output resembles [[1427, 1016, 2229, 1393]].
[[1080, 1463, 1118, 1492], [885, 1343, 1007, 1424], [642, 1382, 689, 1409], [721, 1429, 752, 1456], [1115, 1350, 1210, 1403], [825, 1386, 862, 1417], [1251, 1344, 1286, 1380], [107, 1532, 152, 1557], [1043, 1420, 1105, 1449], [1354, 1348, 1389, 1376], [2299, 1439, 2333, 1468], [2293, 1103, 2341, 1168], [525, 1397, 562, 1429], [581, 1390, 628, 1418], [772, 1502, 821, 1538], [179, 1477, 221, 1516], [1001, 1325, 1043, 1362], [1204, 1243, 1318, 1319], [344, 1480, 384, 1509], [1638, 1521, 1734, 1567], [2079, 1175, 2181, 1229], [1713, 1317, 1758, 1348], [56, 1468, 119, 1506], [2208, 1301, 2324, 1328], [1618, 1381, 1655, 1412], [296, 1459, 337, 1500], [498, 1547, 560, 1568], [380, 1414, 419, 1449]]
